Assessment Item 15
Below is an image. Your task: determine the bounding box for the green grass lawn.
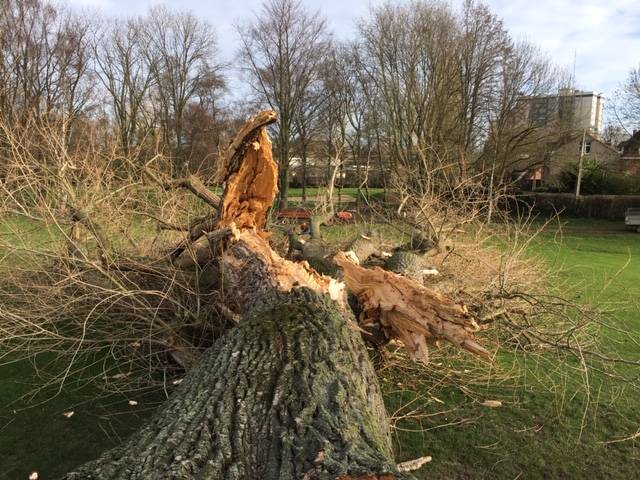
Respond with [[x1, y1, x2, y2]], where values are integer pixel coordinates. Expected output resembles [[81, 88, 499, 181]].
[[0, 355, 167, 479], [286, 186, 384, 198], [1, 217, 639, 479], [388, 218, 640, 479]]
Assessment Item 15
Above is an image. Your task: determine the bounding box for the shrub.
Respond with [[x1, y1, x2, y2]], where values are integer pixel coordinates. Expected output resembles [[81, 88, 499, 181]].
[[560, 160, 640, 195]]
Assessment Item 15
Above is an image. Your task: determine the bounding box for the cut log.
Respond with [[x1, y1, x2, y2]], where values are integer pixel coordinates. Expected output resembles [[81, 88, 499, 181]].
[[301, 238, 340, 278], [384, 251, 430, 281], [289, 233, 381, 278], [398, 229, 435, 253], [64, 290, 410, 480], [346, 234, 383, 265]]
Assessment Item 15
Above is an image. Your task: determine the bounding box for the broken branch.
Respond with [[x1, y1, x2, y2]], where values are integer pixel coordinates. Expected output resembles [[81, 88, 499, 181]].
[[334, 251, 490, 362]]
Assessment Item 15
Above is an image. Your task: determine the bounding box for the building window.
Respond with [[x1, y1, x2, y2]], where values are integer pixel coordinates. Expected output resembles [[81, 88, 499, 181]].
[[579, 140, 592, 155]]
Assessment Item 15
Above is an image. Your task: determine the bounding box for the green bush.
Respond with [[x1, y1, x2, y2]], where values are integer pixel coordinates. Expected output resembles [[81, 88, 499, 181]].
[[560, 160, 640, 195]]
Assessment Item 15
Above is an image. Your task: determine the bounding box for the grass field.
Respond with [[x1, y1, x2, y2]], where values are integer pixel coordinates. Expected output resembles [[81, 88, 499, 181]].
[[1, 217, 639, 479], [390, 218, 640, 479]]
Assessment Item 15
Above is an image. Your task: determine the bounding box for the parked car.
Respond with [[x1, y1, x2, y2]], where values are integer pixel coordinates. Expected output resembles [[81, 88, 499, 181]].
[[625, 208, 640, 232]]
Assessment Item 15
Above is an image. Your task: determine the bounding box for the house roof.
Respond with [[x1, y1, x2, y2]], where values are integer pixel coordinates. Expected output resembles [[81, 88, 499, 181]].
[[619, 130, 640, 157], [552, 131, 620, 155]]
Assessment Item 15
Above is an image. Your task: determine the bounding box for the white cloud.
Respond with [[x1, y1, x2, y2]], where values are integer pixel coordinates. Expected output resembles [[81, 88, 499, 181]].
[[486, 0, 640, 95], [61, 0, 640, 112]]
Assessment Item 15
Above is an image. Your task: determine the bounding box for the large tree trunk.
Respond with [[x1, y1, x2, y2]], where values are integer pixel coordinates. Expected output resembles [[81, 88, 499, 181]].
[[65, 290, 408, 480]]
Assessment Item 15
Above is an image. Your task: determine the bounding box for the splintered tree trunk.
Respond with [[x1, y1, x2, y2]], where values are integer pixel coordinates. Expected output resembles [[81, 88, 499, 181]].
[[63, 110, 484, 479], [65, 290, 408, 480]]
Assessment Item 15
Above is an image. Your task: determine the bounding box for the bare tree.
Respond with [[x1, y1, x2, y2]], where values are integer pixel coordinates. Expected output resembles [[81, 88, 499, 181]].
[[181, 69, 228, 174], [141, 6, 224, 175], [456, 0, 509, 154], [481, 40, 558, 178], [601, 123, 629, 146], [357, 0, 462, 193], [94, 18, 154, 162], [0, 0, 95, 182], [610, 64, 640, 132], [0, 0, 93, 124], [236, 0, 332, 209]]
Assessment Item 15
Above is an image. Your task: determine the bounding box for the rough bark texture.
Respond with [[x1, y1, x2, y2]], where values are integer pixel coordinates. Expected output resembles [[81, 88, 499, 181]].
[[384, 251, 429, 280], [65, 290, 410, 480], [302, 239, 341, 278], [345, 235, 380, 264], [61, 110, 484, 479]]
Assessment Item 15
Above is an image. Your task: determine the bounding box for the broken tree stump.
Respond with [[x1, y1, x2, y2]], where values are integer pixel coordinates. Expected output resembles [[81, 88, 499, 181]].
[[384, 251, 431, 281]]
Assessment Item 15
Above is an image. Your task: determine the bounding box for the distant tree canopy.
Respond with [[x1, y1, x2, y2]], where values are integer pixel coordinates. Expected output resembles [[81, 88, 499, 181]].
[[0, 0, 568, 195], [0, 0, 227, 177], [610, 63, 640, 133], [561, 159, 640, 195]]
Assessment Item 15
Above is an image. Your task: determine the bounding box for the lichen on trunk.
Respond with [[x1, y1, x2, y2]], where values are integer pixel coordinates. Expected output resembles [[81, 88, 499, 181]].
[[64, 290, 411, 480]]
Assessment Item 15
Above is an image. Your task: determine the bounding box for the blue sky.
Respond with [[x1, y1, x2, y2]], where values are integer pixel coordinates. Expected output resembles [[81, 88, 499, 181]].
[[69, 0, 640, 97]]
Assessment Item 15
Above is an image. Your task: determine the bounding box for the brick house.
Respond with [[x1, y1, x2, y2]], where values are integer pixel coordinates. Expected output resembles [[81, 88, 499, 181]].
[[544, 132, 621, 187], [510, 132, 620, 190], [619, 130, 640, 176]]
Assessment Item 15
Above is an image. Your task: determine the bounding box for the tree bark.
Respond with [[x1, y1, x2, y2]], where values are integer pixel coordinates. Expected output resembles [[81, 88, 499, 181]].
[[64, 289, 410, 480], [384, 251, 429, 280]]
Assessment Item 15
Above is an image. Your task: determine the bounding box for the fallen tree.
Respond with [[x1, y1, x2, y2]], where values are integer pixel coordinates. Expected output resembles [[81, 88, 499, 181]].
[[5, 104, 638, 480], [61, 110, 487, 479]]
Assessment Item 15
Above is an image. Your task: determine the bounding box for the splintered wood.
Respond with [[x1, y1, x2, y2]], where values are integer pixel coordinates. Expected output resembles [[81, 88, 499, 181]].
[[191, 109, 487, 362], [222, 231, 345, 306], [217, 110, 279, 231], [334, 252, 490, 362], [213, 110, 344, 308], [218, 128, 278, 230]]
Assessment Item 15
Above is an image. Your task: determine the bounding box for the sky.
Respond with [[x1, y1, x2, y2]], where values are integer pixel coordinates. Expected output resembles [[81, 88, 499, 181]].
[[68, 0, 640, 98]]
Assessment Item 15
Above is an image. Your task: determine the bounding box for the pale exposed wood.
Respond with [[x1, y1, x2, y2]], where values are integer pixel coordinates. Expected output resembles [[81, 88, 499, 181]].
[[396, 456, 432, 472], [172, 109, 344, 305], [334, 252, 490, 362], [219, 230, 345, 313], [218, 127, 279, 230], [215, 109, 278, 184]]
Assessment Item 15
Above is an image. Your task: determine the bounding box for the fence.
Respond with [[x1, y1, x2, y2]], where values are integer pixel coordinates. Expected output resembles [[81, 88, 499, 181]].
[[512, 193, 640, 220]]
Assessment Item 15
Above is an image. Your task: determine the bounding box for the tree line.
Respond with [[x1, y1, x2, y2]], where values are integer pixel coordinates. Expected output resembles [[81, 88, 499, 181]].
[[3, 0, 637, 209]]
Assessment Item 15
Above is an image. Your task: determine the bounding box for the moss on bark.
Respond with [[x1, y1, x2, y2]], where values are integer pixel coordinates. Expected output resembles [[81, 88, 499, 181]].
[[64, 290, 411, 480]]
